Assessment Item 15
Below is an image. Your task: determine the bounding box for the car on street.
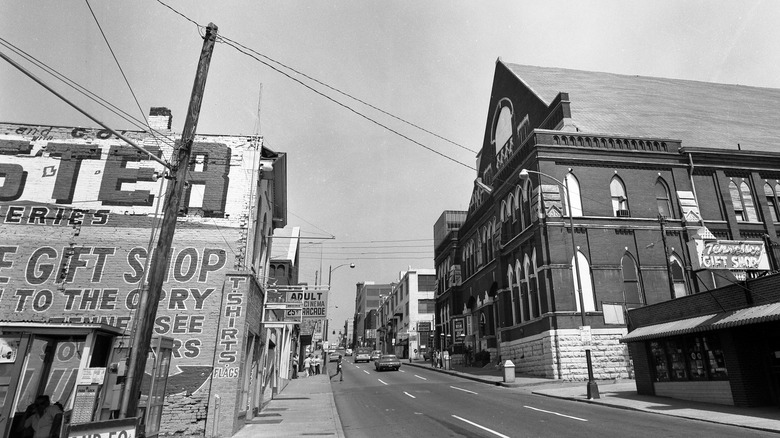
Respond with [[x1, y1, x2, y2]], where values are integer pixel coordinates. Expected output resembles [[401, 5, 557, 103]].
[[374, 354, 401, 371], [345, 348, 353, 356], [354, 347, 372, 363], [330, 348, 346, 362], [370, 350, 381, 361]]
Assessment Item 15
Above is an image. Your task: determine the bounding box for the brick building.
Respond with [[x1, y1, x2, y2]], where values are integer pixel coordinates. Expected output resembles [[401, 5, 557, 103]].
[[435, 61, 780, 381], [0, 109, 287, 437]]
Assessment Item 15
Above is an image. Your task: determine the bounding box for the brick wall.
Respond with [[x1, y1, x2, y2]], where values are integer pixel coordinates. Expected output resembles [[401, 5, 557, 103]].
[[0, 123, 266, 438]]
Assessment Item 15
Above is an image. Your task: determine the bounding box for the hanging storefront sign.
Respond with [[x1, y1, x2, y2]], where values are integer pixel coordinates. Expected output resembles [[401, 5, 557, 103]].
[[688, 239, 770, 271]]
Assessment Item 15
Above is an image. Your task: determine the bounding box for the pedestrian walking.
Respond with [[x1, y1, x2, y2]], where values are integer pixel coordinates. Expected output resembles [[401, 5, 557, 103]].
[[303, 354, 313, 377], [330, 355, 343, 382], [292, 353, 299, 379], [314, 354, 322, 375]]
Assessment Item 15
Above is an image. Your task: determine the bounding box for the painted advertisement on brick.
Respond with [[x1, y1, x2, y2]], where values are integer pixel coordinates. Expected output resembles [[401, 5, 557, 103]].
[[0, 125, 258, 399]]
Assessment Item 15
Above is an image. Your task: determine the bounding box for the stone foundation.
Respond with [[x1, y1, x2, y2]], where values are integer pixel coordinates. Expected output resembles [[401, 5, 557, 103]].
[[499, 328, 632, 380]]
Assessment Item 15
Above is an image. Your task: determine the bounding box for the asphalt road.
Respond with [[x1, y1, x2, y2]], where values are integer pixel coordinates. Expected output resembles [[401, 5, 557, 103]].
[[331, 361, 776, 438]]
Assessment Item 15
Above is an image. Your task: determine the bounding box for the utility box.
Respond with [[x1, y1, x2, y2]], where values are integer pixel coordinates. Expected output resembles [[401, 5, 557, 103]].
[[503, 360, 515, 383]]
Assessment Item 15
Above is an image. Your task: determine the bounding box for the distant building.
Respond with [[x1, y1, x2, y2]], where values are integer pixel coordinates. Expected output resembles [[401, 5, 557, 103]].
[[353, 282, 393, 348], [377, 269, 436, 359]]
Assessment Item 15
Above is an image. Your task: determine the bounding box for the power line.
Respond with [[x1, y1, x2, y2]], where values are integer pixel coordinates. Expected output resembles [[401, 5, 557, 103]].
[[154, 0, 476, 171], [84, 0, 168, 158], [0, 37, 176, 162]]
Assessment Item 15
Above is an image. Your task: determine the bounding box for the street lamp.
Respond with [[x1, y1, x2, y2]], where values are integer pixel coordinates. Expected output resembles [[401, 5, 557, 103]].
[[328, 263, 355, 287], [519, 168, 600, 399]]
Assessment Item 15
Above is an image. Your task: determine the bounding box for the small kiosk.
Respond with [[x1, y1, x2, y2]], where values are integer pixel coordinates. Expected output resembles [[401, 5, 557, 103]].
[[0, 322, 171, 438]]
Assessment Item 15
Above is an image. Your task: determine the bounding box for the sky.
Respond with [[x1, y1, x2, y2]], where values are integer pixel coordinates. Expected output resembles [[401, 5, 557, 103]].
[[2, 1, 780, 342]]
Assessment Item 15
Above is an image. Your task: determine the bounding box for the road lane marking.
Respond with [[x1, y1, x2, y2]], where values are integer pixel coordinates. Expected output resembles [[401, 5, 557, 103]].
[[414, 375, 427, 380], [450, 386, 477, 395], [523, 406, 588, 422], [363, 370, 370, 374], [451, 415, 510, 438], [404, 392, 416, 398], [378, 379, 388, 385]]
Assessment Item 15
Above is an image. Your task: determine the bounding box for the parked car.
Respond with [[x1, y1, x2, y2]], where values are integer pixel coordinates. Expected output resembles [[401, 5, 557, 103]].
[[370, 350, 381, 361], [354, 347, 372, 363], [374, 354, 401, 371], [345, 348, 353, 356]]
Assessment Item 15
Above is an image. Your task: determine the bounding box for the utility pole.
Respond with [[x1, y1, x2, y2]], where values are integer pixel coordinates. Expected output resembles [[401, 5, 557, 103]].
[[660, 215, 676, 299], [120, 23, 218, 419]]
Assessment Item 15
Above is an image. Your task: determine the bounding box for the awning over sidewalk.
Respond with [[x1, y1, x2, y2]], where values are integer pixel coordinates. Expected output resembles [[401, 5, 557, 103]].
[[621, 302, 780, 343]]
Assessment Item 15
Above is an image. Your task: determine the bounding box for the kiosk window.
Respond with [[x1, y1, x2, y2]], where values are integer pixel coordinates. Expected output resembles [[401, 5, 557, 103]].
[[648, 334, 728, 382]]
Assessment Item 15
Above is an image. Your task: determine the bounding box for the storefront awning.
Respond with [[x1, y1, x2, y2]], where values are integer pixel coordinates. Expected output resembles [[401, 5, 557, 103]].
[[621, 302, 780, 343]]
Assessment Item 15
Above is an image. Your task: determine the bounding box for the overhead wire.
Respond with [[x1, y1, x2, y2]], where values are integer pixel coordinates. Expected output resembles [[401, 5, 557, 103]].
[[153, 0, 476, 171], [84, 0, 169, 161], [0, 37, 176, 164]]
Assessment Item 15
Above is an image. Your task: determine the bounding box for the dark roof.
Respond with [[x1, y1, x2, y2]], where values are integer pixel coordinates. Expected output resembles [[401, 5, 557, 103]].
[[504, 63, 780, 152]]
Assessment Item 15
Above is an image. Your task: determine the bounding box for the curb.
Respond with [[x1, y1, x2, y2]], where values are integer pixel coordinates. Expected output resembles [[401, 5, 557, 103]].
[[532, 391, 780, 435]]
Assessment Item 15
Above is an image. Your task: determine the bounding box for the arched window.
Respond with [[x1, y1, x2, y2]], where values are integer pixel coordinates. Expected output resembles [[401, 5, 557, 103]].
[[522, 180, 533, 226], [621, 253, 644, 305], [515, 260, 523, 323], [522, 255, 532, 321], [656, 178, 673, 218], [494, 105, 513, 154], [514, 186, 521, 224], [765, 183, 779, 223], [610, 176, 629, 216], [572, 251, 596, 312], [564, 173, 583, 217], [507, 265, 518, 325], [531, 250, 541, 318], [670, 254, 687, 298], [741, 181, 758, 221], [730, 180, 759, 222]]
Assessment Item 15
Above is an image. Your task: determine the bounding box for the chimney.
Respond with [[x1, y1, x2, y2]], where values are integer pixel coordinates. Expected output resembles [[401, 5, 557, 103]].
[[148, 107, 172, 131]]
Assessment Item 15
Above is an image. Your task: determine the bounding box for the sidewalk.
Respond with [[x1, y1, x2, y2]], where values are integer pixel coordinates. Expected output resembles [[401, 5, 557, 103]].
[[405, 359, 780, 434], [232, 372, 344, 438]]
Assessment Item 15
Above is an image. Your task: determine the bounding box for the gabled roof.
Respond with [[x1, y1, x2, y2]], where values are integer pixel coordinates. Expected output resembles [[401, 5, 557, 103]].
[[504, 63, 780, 152]]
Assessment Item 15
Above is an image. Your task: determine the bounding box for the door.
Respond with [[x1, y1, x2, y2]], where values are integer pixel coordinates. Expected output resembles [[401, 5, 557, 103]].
[[0, 334, 31, 438]]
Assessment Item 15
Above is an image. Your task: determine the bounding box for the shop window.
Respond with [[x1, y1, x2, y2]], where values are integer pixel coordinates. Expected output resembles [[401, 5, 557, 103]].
[[687, 336, 708, 380], [649, 334, 728, 382], [666, 339, 688, 381], [704, 335, 728, 379], [650, 341, 670, 382], [656, 178, 673, 218]]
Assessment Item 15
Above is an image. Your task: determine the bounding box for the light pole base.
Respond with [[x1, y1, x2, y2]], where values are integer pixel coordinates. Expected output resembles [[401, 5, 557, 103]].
[[587, 380, 600, 399]]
